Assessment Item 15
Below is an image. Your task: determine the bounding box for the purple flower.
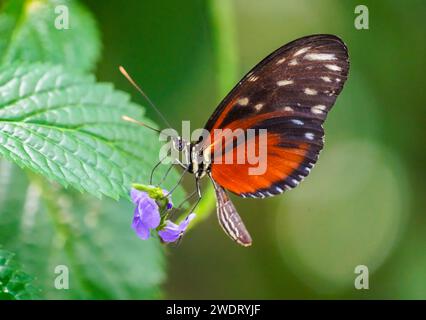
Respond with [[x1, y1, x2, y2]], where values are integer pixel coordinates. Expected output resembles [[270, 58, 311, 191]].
[[130, 185, 193, 243], [131, 188, 161, 240], [158, 213, 196, 243], [166, 198, 173, 210]]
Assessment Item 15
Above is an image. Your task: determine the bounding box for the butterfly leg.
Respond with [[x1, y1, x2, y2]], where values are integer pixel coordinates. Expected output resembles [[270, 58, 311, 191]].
[[150, 152, 169, 185], [174, 188, 197, 211], [159, 167, 188, 217], [174, 178, 202, 211], [188, 178, 202, 214], [164, 167, 188, 198], [168, 179, 202, 223], [156, 163, 174, 187]]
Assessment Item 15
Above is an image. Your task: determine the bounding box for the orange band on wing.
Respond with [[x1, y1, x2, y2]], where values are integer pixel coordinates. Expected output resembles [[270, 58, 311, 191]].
[[210, 133, 309, 195], [203, 110, 287, 151], [210, 97, 238, 131]]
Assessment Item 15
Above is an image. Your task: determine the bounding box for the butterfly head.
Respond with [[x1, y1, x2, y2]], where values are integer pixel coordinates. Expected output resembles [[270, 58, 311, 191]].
[[171, 136, 188, 152], [171, 136, 193, 170]]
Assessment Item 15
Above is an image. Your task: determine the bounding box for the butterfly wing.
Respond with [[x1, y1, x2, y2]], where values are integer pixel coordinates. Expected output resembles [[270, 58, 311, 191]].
[[203, 34, 349, 198], [210, 174, 252, 246]]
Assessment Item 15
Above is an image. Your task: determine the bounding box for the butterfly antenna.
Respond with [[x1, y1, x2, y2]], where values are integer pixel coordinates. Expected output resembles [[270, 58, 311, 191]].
[[121, 115, 161, 134], [119, 66, 172, 129]]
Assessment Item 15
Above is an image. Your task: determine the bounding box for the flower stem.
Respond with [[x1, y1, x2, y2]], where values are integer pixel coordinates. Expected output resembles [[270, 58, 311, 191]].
[[184, 0, 239, 229], [209, 0, 239, 95]]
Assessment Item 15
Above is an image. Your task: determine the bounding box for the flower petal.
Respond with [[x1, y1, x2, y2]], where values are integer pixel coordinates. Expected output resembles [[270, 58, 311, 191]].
[[158, 221, 181, 243], [138, 197, 161, 229], [130, 188, 161, 240], [132, 217, 151, 240], [178, 213, 196, 232], [158, 213, 196, 243], [131, 188, 148, 204]]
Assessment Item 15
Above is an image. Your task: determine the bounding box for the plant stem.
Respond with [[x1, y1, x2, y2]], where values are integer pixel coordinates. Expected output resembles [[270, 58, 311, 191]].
[[184, 0, 239, 229], [209, 0, 239, 95]]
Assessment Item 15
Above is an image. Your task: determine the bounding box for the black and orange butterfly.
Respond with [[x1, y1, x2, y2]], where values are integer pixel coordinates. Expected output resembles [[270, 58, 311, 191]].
[[122, 34, 349, 247]]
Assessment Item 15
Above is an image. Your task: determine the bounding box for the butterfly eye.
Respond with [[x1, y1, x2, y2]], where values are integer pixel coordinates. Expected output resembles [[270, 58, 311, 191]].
[[173, 137, 185, 151], [178, 139, 184, 151]]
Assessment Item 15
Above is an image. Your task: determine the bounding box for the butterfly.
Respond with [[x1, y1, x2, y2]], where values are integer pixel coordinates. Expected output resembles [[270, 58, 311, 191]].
[[122, 34, 349, 247]]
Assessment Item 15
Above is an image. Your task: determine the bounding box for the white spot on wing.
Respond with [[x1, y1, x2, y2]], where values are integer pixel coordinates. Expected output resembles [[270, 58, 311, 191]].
[[238, 97, 249, 106], [321, 76, 331, 82], [277, 80, 293, 86], [293, 47, 311, 56], [311, 105, 326, 114], [276, 57, 286, 65], [275, 186, 283, 193], [304, 88, 318, 95], [284, 106, 293, 112], [292, 119, 304, 125], [304, 53, 336, 61], [248, 75, 259, 82], [305, 132, 315, 140], [254, 103, 263, 111], [289, 59, 298, 66], [325, 64, 342, 71]]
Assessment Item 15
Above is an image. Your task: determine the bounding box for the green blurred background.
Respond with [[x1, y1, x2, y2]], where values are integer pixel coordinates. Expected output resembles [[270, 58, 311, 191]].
[[83, 0, 426, 299], [1, 0, 425, 299]]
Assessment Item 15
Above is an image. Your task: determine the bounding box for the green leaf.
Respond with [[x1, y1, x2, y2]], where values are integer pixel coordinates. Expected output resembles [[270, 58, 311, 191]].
[[0, 165, 166, 299], [0, 0, 101, 71], [0, 0, 175, 301], [0, 63, 183, 200], [0, 249, 40, 299]]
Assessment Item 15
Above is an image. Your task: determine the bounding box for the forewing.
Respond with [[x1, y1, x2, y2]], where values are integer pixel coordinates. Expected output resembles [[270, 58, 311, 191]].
[[204, 34, 349, 198]]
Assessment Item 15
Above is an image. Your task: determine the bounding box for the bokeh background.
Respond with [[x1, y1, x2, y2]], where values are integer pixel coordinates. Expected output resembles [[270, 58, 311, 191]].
[[1, 0, 425, 299], [84, 0, 426, 299]]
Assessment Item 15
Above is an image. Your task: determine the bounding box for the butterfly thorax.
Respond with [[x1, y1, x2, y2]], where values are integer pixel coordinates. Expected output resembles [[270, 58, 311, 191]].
[[172, 136, 211, 179], [187, 142, 211, 179]]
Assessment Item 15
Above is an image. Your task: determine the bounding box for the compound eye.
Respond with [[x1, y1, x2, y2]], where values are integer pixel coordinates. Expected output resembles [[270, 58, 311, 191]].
[[176, 138, 184, 151]]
